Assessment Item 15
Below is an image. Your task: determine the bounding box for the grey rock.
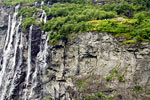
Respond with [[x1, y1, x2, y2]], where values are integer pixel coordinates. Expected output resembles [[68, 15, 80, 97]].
[[44, 32, 150, 100]]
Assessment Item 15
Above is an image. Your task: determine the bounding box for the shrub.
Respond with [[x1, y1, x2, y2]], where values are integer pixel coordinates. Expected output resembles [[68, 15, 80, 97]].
[[18, 6, 38, 17], [134, 11, 150, 19], [114, 2, 134, 17], [22, 17, 36, 31], [1, 0, 41, 6], [41, 3, 117, 43]]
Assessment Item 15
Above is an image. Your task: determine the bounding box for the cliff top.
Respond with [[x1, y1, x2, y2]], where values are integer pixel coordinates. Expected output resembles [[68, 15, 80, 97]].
[[1, 0, 150, 45]]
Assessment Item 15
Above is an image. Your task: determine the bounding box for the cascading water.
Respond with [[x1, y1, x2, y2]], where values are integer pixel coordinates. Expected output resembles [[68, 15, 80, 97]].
[[0, 1, 50, 100], [7, 16, 23, 99], [40, 1, 47, 23], [0, 4, 20, 86], [39, 1, 49, 74], [21, 1, 49, 100], [24, 25, 33, 100], [0, 5, 24, 100], [28, 2, 49, 99]]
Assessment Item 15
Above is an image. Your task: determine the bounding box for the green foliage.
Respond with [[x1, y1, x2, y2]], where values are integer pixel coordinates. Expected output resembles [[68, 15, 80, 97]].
[[1, 0, 87, 6], [102, 3, 116, 11], [42, 3, 117, 43], [22, 17, 36, 31], [45, 96, 51, 99], [114, 2, 134, 17], [102, 0, 150, 18], [130, 0, 150, 8], [18, 6, 38, 17], [38, 0, 150, 44], [74, 74, 118, 100], [102, 1, 135, 18], [88, 18, 150, 43], [106, 76, 113, 82], [2, 0, 149, 44], [42, 5, 51, 16], [95, 92, 106, 99], [84, 92, 116, 100], [1, 0, 41, 6], [76, 78, 88, 92], [44, 0, 86, 4], [134, 11, 150, 23], [18, 6, 39, 31], [133, 85, 142, 93], [105, 66, 125, 82], [145, 90, 150, 95]]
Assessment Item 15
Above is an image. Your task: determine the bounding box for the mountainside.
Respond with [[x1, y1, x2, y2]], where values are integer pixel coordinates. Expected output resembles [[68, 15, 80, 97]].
[[0, 0, 150, 100]]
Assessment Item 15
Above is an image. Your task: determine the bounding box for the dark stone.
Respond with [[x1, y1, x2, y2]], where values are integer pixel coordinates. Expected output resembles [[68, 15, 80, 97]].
[[31, 26, 42, 57]]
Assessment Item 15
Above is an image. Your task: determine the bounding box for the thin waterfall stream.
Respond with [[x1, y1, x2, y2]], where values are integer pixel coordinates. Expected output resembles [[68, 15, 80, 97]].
[[0, 5, 21, 100], [0, 1, 49, 100], [28, 1, 48, 99], [24, 25, 33, 100]]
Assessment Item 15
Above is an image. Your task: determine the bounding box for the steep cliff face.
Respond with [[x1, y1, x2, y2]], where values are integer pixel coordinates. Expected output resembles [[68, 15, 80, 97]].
[[46, 32, 150, 100], [0, 3, 150, 100]]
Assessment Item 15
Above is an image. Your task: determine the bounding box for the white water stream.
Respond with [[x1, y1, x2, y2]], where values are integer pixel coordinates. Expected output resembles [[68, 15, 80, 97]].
[[0, 5, 23, 100], [0, 1, 49, 99]]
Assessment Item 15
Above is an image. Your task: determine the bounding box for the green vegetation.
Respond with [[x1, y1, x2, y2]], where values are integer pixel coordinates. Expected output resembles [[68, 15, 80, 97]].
[[88, 19, 150, 43], [76, 78, 88, 92], [105, 66, 125, 82], [44, 96, 51, 99], [1, 0, 41, 6], [44, 0, 86, 4], [0, 0, 86, 6], [74, 74, 117, 100], [22, 17, 36, 31], [2, 0, 150, 43], [41, 0, 150, 44], [18, 6, 38, 31], [133, 85, 142, 94], [18, 6, 38, 17], [145, 90, 150, 95], [84, 92, 116, 100], [42, 3, 117, 43]]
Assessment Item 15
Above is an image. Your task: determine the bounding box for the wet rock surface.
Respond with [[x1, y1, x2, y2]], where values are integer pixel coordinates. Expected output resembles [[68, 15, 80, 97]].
[[0, 6, 8, 52]]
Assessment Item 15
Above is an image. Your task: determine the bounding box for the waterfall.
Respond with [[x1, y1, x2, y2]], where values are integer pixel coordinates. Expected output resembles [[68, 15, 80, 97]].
[[0, 1, 50, 100], [28, 32, 49, 99], [0, 5, 23, 100], [7, 16, 23, 98], [28, 1, 48, 99], [27, 25, 32, 89], [39, 1, 48, 73], [37, 32, 49, 72], [24, 25, 33, 100], [40, 1, 47, 23], [0, 4, 20, 86]]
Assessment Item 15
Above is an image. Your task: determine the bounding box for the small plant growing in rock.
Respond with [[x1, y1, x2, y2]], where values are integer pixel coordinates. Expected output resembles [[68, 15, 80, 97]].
[[105, 76, 113, 82], [145, 90, 150, 95], [45, 96, 51, 100], [95, 92, 106, 99], [133, 85, 142, 93], [105, 66, 125, 82]]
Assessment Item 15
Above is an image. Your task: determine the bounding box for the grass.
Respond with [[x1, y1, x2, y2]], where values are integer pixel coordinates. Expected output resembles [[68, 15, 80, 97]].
[[88, 18, 150, 43], [1, 0, 41, 6], [40, 2, 150, 44], [2, 0, 150, 44]]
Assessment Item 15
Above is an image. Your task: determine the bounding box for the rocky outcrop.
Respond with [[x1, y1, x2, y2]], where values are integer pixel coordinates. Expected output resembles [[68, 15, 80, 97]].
[[43, 32, 150, 100], [0, 6, 9, 56]]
